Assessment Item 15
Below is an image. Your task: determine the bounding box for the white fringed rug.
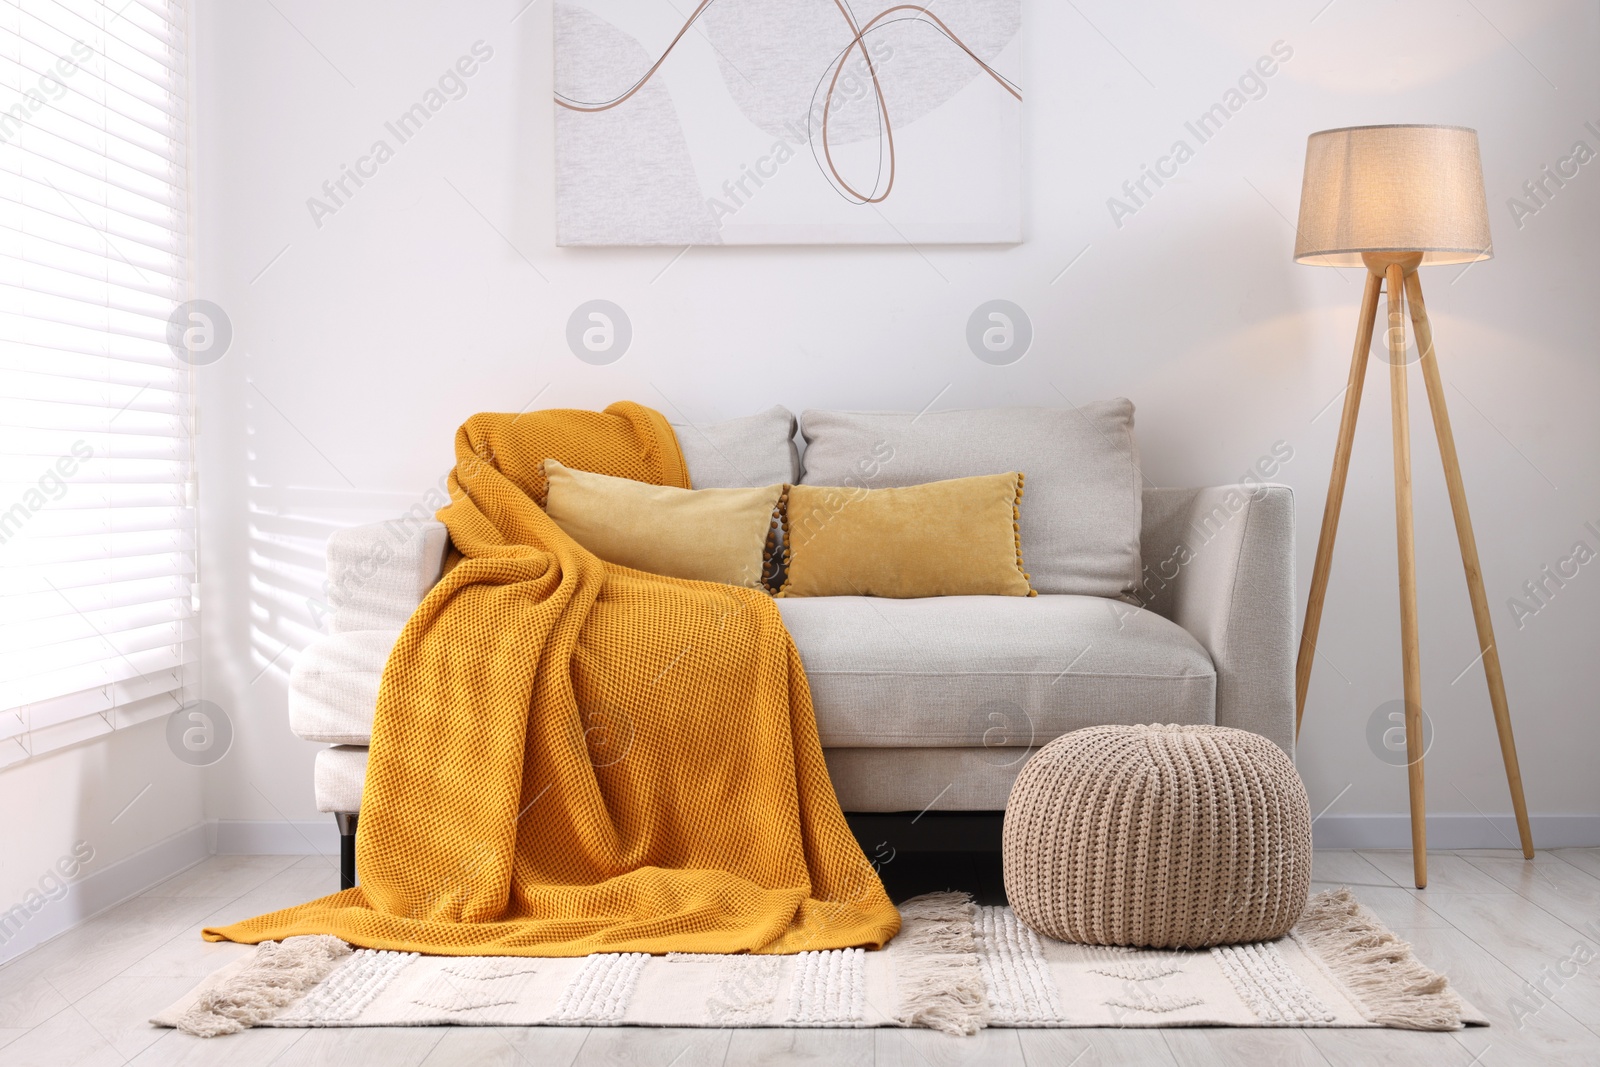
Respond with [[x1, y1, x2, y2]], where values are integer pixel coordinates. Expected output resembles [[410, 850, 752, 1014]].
[[154, 889, 1485, 1037]]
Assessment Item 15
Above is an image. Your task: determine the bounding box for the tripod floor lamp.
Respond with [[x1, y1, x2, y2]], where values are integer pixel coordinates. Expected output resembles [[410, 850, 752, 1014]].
[[1292, 124, 1534, 889]]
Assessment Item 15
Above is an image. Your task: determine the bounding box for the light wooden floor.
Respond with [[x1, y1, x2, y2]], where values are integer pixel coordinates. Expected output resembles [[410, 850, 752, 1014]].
[[0, 848, 1597, 1065]]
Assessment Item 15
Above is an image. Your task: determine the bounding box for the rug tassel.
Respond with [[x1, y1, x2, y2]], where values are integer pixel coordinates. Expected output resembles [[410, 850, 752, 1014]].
[[893, 891, 989, 1036], [1292, 887, 1465, 1031], [175, 935, 352, 1037]]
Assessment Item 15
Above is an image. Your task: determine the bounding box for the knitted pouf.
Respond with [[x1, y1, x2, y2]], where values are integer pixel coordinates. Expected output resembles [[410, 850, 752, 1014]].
[[1002, 723, 1312, 949]]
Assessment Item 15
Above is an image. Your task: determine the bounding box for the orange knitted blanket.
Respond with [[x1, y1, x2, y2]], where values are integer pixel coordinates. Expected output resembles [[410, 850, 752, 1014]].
[[205, 402, 899, 955]]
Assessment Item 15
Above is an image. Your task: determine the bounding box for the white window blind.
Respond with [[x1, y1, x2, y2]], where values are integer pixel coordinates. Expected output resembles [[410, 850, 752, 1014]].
[[0, 0, 193, 764]]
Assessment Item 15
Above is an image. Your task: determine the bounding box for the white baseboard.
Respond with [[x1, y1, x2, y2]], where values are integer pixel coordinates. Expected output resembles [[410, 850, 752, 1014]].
[[0, 813, 1591, 968], [212, 818, 340, 857], [0, 823, 210, 967], [1313, 813, 1600, 849]]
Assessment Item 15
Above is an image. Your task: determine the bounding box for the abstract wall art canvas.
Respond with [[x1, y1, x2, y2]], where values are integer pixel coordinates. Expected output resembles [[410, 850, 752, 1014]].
[[554, 1, 1022, 246]]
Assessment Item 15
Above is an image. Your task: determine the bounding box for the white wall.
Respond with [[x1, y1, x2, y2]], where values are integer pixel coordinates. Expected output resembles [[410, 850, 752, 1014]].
[[189, 0, 1599, 841], [0, 721, 206, 962]]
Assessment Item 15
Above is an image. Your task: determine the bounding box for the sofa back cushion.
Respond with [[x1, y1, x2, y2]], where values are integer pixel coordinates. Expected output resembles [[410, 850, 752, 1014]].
[[673, 405, 800, 488], [798, 402, 1142, 598]]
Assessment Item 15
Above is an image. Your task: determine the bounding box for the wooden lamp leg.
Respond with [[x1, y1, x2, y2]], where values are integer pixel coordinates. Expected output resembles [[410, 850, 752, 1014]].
[[1296, 272, 1383, 737], [1383, 263, 1429, 889], [1403, 271, 1536, 860]]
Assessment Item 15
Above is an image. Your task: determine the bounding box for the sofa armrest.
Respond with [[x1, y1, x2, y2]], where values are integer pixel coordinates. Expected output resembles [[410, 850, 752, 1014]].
[[289, 629, 401, 744], [1137, 485, 1296, 756], [320, 518, 449, 634]]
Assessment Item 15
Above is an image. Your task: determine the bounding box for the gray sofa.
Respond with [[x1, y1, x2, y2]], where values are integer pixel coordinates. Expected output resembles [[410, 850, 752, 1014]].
[[288, 405, 1296, 883]]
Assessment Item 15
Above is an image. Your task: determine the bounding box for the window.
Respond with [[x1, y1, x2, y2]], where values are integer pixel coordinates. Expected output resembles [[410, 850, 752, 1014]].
[[1, 0, 193, 764]]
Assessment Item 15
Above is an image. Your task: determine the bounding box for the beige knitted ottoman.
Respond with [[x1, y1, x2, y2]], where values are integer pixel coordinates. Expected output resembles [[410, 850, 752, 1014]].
[[1002, 723, 1312, 949]]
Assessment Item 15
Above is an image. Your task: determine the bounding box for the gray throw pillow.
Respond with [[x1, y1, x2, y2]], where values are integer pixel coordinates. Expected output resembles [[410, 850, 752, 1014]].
[[797, 402, 1142, 598], [672, 405, 800, 488]]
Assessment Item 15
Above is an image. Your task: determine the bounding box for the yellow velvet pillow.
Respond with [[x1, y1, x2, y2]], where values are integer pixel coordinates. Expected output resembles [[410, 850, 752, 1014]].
[[542, 460, 782, 589], [779, 473, 1036, 598]]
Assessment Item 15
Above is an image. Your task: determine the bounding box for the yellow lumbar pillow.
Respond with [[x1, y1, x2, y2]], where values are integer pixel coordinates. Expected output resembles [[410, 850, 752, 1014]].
[[779, 472, 1036, 598], [543, 460, 782, 589]]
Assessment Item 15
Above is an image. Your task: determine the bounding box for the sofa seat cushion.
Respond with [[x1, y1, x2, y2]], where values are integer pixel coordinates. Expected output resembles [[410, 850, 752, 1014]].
[[292, 597, 1214, 752], [775, 595, 1214, 749]]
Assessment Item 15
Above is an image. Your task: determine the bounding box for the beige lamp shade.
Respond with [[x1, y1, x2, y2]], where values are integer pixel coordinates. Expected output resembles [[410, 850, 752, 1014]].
[[1294, 124, 1492, 267]]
